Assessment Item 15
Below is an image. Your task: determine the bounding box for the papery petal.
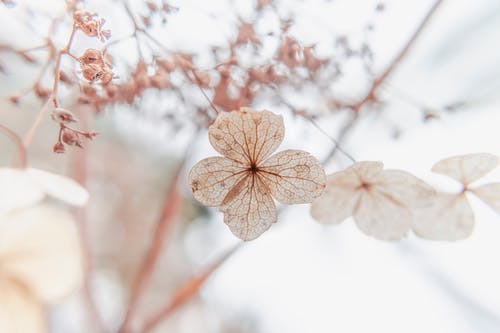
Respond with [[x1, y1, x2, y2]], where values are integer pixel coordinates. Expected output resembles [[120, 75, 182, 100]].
[[431, 153, 499, 185], [0, 205, 83, 302], [0, 279, 45, 333], [374, 170, 435, 207], [310, 169, 361, 224], [0, 168, 44, 214], [259, 150, 326, 204], [471, 183, 500, 214], [353, 188, 412, 240], [27, 168, 89, 206], [350, 161, 384, 182], [188, 157, 248, 206], [412, 193, 474, 241], [220, 174, 277, 240], [208, 108, 284, 163]]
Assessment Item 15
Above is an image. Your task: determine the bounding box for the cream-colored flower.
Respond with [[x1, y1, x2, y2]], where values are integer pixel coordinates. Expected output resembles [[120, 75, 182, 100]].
[[413, 153, 500, 240], [0, 204, 83, 333], [0, 167, 89, 214], [311, 161, 434, 240], [189, 108, 326, 240]]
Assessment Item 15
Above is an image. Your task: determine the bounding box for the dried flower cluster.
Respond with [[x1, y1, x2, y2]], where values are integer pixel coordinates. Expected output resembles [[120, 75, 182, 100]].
[[73, 10, 111, 42]]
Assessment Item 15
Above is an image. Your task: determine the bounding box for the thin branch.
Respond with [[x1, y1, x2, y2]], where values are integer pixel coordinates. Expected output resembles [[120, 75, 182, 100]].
[[140, 242, 244, 333], [118, 161, 185, 333], [0, 123, 27, 168]]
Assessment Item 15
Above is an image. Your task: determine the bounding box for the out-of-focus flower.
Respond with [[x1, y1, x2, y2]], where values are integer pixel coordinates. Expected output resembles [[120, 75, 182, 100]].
[[0, 167, 89, 214], [0, 204, 83, 333], [189, 108, 326, 240], [311, 161, 434, 240], [413, 153, 500, 240]]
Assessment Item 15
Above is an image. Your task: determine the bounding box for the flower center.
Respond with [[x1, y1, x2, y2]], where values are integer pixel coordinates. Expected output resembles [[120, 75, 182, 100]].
[[249, 163, 259, 174]]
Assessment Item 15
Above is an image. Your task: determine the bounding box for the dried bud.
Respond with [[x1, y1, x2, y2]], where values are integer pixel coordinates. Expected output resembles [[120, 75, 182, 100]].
[[9, 95, 20, 105], [51, 108, 78, 124], [79, 48, 104, 66], [34, 85, 51, 98], [61, 128, 83, 148], [53, 141, 65, 153], [59, 70, 72, 84]]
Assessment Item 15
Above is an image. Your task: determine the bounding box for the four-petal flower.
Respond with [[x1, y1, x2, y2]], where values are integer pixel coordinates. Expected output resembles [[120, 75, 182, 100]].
[[189, 108, 326, 240]]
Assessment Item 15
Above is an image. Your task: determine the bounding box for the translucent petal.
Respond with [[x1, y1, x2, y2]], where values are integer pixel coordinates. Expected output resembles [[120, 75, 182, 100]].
[[471, 183, 500, 214], [412, 193, 474, 241], [27, 168, 89, 206], [431, 153, 499, 185], [350, 161, 384, 181], [188, 157, 248, 206], [0, 168, 44, 214], [259, 150, 326, 204], [0, 279, 45, 333], [374, 170, 435, 208], [353, 188, 412, 240], [310, 170, 361, 224], [208, 109, 284, 164], [0, 205, 83, 302], [220, 174, 277, 240]]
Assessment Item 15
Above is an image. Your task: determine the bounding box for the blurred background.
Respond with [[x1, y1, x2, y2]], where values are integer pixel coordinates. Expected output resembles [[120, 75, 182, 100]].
[[1, 0, 500, 332]]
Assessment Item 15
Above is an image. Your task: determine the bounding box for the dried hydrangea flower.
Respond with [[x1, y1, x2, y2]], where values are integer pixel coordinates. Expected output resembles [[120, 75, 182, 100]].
[[311, 161, 434, 240], [413, 153, 500, 241], [0, 204, 82, 333], [189, 108, 326, 240]]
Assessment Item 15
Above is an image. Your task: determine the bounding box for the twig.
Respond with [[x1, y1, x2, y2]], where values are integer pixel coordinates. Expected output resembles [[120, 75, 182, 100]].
[[323, 0, 445, 163], [0, 123, 26, 168], [118, 161, 185, 333], [23, 24, 78, 146], [140, 242, 244, 333]]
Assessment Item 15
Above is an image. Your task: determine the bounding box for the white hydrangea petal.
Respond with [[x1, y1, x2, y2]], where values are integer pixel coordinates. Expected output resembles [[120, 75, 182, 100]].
[[412, 193, 474, 241], [350, 161, 384, 182], [0, 205, 83, 302], [471, 183, 500, 214], [310, 170, 361, 224], [374, 170, 435, 207], [431, 153, 499, 185], [27, 168, 89, 206], [0, 168, 44, 214], [353, 188, 412, 240], [220, 174, 277, 241], [0, 279, 45, 333], [259, 150, 326, 204]]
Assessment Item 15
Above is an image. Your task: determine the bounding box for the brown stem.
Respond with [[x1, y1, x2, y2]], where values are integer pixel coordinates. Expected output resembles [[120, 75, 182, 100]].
[[23, 23, 78, 147], [72, 107, 106, 333], [118, 162, 185, 333], [140, 242, 243, 333], [0, 123, 27, 168]]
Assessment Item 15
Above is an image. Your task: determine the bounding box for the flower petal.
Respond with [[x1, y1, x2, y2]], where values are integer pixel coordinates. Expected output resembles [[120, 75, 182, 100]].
[[259, 150, 326, 204], [350, 161, 384, 181], [471, 183, 500, 214], [0, 279, 45, 333], [431, 153, 499, 185], [188, 157, 248, 206], [310, 169, 361, 224], [353, 188, 412, 240], [0, 168, 44, 214], [27, 168, 89, 206], [220, 174, 277, 240], [374, 170, 435, 207], [0, 205, 83, 302], [208, 108, 284, 163], [412, 193, 474, 241]]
